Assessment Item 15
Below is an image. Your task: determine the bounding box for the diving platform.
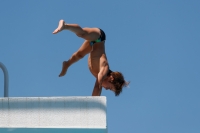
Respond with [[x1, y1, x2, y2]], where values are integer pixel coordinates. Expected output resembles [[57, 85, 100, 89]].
[[0, 96, 107, 133]]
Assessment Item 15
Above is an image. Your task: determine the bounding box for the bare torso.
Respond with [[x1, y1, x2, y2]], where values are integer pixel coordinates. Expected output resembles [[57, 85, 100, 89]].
[[88, 41, 107, 78]]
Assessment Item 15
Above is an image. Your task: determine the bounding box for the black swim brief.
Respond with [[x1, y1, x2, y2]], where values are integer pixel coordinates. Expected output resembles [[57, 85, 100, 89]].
[[90, 28, 106, 46]]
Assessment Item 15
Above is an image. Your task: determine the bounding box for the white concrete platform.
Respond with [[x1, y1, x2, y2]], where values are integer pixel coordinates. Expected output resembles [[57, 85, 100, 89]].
[[0, 96, 107, 133]]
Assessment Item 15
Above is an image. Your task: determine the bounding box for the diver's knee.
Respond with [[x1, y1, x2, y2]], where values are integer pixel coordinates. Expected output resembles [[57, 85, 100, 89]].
[[76, 30, 87, 38], [73, 51, 84, 59], [76, 33, 83, 37]]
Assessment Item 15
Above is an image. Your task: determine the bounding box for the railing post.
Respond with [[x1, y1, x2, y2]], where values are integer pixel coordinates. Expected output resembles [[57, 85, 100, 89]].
[[0, 62, 9, 97]]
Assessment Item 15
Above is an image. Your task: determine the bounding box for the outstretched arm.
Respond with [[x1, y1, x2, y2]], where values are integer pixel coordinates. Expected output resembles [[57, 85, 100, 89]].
[[92, 54, 109, 96], [92, 79, 102, 96]]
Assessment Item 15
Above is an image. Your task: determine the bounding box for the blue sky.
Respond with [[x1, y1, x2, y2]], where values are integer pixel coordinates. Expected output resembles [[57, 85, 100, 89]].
[[0, 0, 200, 133]]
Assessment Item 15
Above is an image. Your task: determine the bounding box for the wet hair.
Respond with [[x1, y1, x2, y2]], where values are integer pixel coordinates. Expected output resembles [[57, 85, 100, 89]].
[[107, 70, 129, 96]]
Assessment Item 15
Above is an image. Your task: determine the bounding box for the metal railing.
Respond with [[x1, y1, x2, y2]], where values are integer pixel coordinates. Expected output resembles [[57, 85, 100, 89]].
[[0, 62, 9, 97]]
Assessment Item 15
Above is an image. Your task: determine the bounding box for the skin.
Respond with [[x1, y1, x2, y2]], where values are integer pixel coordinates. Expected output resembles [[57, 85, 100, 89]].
[[53, 20, 115, 96]]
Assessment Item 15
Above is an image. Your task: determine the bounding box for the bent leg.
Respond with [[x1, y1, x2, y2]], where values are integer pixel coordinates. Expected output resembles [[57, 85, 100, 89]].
[[59, 40, 92, 77], [53, 20, 101, 41]]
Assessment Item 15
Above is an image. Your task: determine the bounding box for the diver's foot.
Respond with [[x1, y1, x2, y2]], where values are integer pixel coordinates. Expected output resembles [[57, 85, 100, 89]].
[[59, 61, 70, 77], [53, 20, 66, 34]]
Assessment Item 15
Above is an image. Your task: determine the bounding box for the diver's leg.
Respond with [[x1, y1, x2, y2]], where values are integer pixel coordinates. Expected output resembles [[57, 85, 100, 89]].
[[59, 40, 92, 77], [53, 20, 100, 41]]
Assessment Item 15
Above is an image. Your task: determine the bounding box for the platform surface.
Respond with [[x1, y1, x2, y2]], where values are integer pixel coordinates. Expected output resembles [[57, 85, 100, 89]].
[[0, 96, 107, 133]]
